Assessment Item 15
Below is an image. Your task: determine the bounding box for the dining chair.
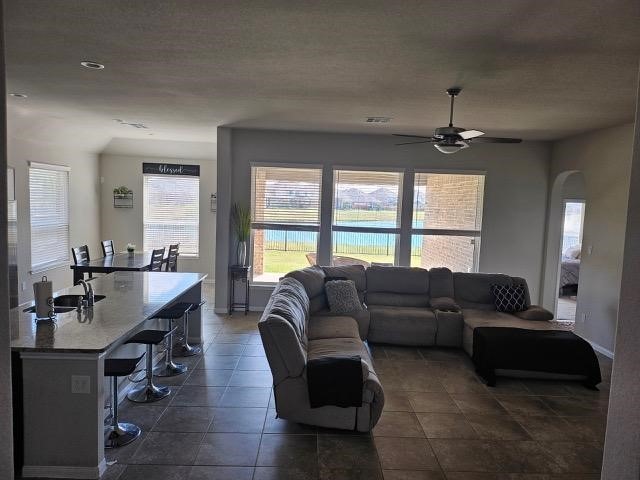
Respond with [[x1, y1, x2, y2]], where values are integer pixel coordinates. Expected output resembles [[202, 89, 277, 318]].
[[101, 239, 115, 257], [149, 248, 165, 272], [72, 245, 95, 280], [165, 244, 179, 272]]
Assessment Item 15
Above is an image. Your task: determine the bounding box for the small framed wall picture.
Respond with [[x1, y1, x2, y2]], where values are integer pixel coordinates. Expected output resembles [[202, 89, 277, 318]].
[[7, 167, 15, 201]]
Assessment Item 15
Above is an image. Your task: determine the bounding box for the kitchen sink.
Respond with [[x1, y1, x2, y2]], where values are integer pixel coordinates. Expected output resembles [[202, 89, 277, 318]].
[[23, 294, 106, 313]]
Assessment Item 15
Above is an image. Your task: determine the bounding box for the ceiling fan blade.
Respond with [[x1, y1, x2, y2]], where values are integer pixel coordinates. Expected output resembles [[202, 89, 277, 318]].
[[392, 134, 433, 139], [459, 129, 485, 140], [470, 136, 522, 144], [395, 140, 436, 146]]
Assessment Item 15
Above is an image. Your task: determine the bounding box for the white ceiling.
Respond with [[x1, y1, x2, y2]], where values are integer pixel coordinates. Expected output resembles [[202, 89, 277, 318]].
[[4, 0, 640, 149]]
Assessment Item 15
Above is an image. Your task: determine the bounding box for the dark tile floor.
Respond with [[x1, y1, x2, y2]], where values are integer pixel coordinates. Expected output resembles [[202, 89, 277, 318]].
[[99, 288, 613, 480]]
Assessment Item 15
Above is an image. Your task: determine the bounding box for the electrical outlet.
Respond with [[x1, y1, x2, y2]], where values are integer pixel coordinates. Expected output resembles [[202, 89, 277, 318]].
[[71, 375, 91, 394], [581, 312, 587, 323], [21, 281, 26, 291]]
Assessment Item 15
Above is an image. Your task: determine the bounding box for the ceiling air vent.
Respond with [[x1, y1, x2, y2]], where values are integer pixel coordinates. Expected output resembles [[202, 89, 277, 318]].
[[366, 117, 391, 123]]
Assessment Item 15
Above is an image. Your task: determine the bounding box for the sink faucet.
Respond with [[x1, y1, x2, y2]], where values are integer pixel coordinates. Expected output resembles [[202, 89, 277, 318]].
[[76, 279, 95, 307]]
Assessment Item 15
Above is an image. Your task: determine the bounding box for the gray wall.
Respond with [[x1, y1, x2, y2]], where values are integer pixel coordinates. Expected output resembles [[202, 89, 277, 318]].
[[0, 2, 15, 476], [542, 123, 634, 354], [216, 127, 552, 311], [99, 148, 217, 279], [601, 71, 640, 480], [7, 109, 101, 304]]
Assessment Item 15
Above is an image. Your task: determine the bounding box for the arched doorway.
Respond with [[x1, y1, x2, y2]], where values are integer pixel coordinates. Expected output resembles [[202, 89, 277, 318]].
[[541, 171, 587, 321]]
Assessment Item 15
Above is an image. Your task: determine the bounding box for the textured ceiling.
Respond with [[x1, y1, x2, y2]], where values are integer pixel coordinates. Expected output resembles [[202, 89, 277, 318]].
[[4, 0, 640, 148]]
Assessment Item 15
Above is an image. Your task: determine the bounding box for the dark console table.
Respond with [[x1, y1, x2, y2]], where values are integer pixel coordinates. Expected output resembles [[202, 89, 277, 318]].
[[228, 265, 251, 315]]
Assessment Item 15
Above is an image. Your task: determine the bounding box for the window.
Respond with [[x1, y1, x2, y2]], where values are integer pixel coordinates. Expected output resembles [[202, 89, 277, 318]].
[[143, 175, 200, 255], [411, 172, 484, 272], [251, 165, 322, 282], [29, 162, 70, 271], [332, 169, 402, 266]]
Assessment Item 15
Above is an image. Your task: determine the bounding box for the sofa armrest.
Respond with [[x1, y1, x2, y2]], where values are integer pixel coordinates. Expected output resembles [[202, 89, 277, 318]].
[[430, 296, 461, 312], [513, 305, 554, 321]]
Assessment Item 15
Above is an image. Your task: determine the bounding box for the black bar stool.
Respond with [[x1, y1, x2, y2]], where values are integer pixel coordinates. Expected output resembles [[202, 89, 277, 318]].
[[125, 330, 173, 403], [172, 301, 206, 357], [104, 353, 145, 448], [151, 306, 189, 377]]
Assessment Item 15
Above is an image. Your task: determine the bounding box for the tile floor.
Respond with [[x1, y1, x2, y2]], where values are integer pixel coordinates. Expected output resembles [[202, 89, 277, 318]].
[[97, 288, 612, 480]]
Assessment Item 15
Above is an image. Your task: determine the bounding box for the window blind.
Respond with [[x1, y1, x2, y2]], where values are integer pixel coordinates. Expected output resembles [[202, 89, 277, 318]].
[[143, 175, 200, 255], [251, 166, 322, 230], [333, 169, 402, 230], [29, 164, 70, 271]]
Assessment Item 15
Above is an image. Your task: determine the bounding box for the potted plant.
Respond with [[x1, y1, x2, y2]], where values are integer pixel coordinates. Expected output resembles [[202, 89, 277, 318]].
[[126, 243, 136, 256], [231, 203, 251, 266], [113, 186, 132, 197]]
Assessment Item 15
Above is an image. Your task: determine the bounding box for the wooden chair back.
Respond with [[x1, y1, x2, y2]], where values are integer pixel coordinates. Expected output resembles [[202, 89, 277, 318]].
[[149, 247, 165, 272], [101, 239, 115, 256], [166, 244, 179, 272]]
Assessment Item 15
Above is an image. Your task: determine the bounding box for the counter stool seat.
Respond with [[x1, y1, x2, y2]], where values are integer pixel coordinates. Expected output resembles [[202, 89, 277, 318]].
[[125, 330, 172, 403], [104, 353, 145, 448], [165, 301, 206, 357]]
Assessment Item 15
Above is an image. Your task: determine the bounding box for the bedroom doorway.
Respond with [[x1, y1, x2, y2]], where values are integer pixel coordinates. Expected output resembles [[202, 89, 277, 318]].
[[556, 199, 585, 321]]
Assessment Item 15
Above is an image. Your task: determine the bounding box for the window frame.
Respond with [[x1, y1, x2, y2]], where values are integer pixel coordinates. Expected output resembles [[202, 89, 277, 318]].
[[142, 173, 201, 257], [28, 161, 71, 273], [331, 167, 404, 266], [250, 163, 324, 284], [410, 169, 486, 272]]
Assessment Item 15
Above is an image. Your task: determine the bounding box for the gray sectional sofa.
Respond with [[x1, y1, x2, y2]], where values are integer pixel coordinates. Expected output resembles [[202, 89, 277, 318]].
[[258, 264, 563, 431]]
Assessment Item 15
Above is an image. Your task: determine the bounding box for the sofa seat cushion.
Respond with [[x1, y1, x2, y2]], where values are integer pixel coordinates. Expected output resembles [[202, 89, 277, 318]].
[[308, 315, 361, 341], [368, 306, 437, 346], [462, 308, 564, 331], [307, 337, 374, 375], [313, 308, 370, 341]]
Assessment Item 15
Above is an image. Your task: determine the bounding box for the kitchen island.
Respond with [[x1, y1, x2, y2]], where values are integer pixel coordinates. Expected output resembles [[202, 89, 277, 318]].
[[10, 271, 207, 479]]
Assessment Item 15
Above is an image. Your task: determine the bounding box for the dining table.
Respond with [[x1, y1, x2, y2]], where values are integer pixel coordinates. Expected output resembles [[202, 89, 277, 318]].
[[70, 251, 166, 284]]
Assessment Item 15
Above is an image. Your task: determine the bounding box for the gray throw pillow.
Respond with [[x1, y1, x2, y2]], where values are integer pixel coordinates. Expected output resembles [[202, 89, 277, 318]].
[[325, 280, 363, 315]]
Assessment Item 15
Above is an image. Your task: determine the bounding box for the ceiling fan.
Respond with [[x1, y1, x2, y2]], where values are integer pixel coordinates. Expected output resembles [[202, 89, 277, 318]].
[[393, 87, 522, 154]]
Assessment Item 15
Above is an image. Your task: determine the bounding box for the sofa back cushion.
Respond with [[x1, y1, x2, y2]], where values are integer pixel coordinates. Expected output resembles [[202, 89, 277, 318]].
[[258, 278, 309, 383], [322, 265, 367, 303], [453, 272, 513, 310], [285, 265, 327, 313], [366, 266, 430, 307], [429, 267, 455, 298]]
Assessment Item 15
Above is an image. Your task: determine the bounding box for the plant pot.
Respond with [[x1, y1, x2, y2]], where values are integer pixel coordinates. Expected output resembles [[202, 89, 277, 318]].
[[236, 241, 247, 266]]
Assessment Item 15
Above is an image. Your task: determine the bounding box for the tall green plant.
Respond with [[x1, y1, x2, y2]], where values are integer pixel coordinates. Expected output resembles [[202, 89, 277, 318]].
[[232, 203, 251, 242]]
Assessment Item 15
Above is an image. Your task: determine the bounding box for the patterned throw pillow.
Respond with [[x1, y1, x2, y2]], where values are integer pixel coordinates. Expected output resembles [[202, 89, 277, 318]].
[[491, 284, 528, 312], [325, 280, 363, 315]]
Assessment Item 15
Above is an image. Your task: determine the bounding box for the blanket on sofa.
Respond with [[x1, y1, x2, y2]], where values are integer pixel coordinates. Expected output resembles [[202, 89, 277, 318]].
[[307, 355, 363, 408], [472, 327, 601, 388]]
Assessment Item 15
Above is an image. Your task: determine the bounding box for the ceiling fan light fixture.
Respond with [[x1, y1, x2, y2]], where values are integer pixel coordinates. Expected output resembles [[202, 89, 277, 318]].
[[434, 141, 467, 154]]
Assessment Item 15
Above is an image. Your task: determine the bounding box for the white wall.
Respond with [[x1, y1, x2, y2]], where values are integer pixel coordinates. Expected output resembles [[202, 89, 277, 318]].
[[99, 141, 217, 280], [7, 111, 101, 304], [543, 123, 634, 354], [216, 127, 552, 310]]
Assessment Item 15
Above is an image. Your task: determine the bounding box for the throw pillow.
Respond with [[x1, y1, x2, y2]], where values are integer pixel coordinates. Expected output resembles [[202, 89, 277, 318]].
[[491, 284, 528, 313], [325, 280, 363, 315]]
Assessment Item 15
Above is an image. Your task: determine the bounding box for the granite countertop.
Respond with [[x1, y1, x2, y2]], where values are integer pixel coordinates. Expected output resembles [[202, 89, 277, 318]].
[[10, 271, 207, 353]]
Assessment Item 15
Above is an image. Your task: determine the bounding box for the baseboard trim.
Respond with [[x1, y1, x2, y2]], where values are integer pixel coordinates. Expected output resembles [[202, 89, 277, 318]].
[[214, 306, 263, 314], [22, 459, 106, 479], [589, 340, 614, 359]]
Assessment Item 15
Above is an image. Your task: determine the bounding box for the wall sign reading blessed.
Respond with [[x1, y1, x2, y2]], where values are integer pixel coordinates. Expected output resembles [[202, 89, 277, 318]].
[[143, 162, 200, 176]]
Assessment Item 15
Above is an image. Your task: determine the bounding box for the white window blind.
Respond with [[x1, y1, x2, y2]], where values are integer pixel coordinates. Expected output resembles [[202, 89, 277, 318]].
[[251, 166, 322, 230], [29, 163, 70, 271], [143, 175, 200, 255]]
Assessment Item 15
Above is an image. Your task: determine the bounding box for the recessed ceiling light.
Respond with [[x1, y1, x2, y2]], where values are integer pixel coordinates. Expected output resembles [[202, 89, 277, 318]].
[[366, 117, 392, 123], [9, 93, 28, 98], [81, 61, 105, 70], [114, 118, 148, 129]]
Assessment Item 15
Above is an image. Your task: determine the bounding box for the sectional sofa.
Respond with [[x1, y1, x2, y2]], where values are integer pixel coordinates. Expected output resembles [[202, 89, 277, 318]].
[[258, 264, 567, 431]]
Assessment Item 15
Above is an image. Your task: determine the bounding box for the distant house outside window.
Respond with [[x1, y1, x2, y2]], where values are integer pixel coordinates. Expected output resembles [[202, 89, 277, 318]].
[[143, 175, 200, 256], [250, 165, 322, 282], [29, 162, 70, 272]]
